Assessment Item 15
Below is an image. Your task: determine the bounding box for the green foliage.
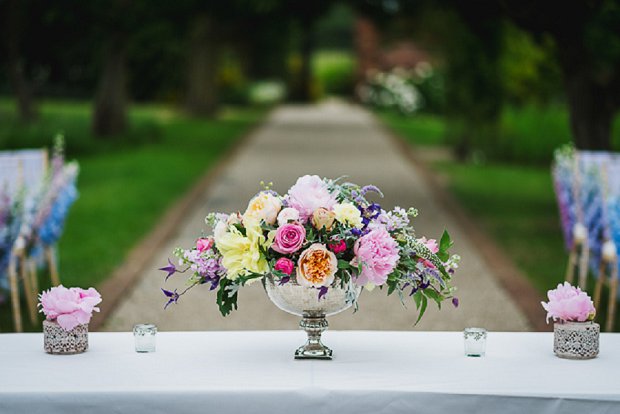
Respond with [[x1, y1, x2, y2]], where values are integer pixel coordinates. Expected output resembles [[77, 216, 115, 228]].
[[499, 23, 562, 106], [312, 50, 356, 97]]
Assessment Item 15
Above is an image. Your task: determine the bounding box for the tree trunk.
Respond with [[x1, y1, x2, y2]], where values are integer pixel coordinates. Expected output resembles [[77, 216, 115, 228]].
[[290, 18, 315, 102], [92, 37, 128, 137], [6, 0, 36, 122], [186, 14, 219, 117], [556, 41, 616, 151]]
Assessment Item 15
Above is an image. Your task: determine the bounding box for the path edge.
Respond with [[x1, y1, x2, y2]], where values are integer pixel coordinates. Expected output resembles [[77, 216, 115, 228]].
[[90, 110, 271, 331], [377, 119, 549, 332]]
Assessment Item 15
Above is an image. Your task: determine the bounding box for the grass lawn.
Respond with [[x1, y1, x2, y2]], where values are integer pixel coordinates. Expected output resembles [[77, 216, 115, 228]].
[[379, 107, 620, 331], [0, 99, 266, 332]]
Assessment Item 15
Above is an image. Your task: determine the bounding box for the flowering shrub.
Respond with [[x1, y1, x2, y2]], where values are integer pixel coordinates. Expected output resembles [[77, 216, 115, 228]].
[[38, 285, 102, 331], [541, 282, 596, 323], [161, 175, 460, 323]]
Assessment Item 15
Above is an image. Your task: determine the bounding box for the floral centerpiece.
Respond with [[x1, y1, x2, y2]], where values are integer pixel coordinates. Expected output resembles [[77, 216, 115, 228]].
[[39, 285, 102, 354], [541, 282, 599, 359], [161, 175, 460, 358]]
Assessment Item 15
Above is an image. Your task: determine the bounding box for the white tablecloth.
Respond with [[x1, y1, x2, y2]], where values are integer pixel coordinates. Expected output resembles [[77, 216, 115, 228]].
[[1, 331, 619, 414]]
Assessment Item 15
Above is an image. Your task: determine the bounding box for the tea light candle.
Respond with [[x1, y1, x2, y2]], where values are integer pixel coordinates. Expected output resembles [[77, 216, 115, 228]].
[[464, 327, 487, 357], [133, 324, 157, 353]]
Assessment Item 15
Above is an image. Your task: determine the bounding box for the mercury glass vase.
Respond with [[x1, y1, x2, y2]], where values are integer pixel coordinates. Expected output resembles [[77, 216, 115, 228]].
[[43, 319, 89, 355], [263, 274, 361, 360], [553, 321, 599, 359]]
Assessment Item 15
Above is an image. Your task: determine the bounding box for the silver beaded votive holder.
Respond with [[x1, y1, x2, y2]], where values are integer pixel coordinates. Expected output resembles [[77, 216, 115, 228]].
[[553, 321, 599, 359], [133, 324, 157, 353], [43, 319, 89, 355], [464, 327, 487, 357]]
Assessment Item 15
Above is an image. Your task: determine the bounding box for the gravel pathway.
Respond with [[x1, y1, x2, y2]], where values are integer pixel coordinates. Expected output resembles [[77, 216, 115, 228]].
[[104, 101, 531, 332]]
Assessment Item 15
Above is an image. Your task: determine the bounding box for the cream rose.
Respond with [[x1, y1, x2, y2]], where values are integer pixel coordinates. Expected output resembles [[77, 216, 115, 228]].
[[311, 207, 335, 230], [296, 243, 338, 288], [333, 202, 363, 228], [277, 207, 300, 226], [243, 192, 282, 225]]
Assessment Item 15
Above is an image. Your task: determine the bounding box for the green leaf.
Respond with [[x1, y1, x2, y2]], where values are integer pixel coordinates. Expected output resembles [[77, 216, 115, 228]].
[[414, 295, 428, 325], [216, 278, 238, 317], [437, 230, 453, 262], [424, 288, 443, 306], [338, 259, 352, 269], [413, 290, 422, 308]]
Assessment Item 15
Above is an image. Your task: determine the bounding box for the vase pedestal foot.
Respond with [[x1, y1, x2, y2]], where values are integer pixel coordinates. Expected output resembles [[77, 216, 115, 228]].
[[295, 313, 332, 360]]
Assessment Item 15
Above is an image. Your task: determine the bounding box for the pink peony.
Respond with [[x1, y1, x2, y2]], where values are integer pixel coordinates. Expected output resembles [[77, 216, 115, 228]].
[[541, 282, 596, 323], [272, 223, 306, 254], [328, 239, 347, 254], [196, 238, 213, 252], [351, 227, 400, 287], [39, 285, 102, 331], [286, 175, 337, 222], [274, 257, 294, 275]]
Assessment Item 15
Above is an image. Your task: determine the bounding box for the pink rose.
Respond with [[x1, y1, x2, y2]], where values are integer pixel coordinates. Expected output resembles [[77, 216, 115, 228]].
[[286, 175, 337, 222], [196, 238, 213, 252], [328, 239, 347, 254], [272, 223, 306, 254], [351, 228, 400, 287], [274, 257, 294, 275], [39, 285, 102, 331], [541, 282, 596, 323]]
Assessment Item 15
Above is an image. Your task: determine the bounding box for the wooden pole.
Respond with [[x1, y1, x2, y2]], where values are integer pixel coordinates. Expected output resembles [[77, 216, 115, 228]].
[[19, 253, 37, 324], [594, 260, 606, 310], [8, 253, 22, 332], [28, 258, 38, 301], [46, 245, 60, 286], [606, 263, 618, 332]]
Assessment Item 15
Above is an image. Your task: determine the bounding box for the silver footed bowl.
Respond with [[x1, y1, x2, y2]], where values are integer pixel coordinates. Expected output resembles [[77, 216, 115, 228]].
[[263, 273, 362, 360]]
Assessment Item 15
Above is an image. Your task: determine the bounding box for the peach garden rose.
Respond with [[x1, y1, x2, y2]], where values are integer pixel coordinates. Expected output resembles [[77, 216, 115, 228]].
[[296, 243, 338, 288]]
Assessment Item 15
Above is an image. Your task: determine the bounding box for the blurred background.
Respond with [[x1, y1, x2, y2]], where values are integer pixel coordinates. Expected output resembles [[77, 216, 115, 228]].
[[1, 0, 620, 332]]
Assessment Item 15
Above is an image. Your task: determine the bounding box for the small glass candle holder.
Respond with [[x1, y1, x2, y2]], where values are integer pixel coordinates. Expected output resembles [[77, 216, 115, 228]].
[[133, 324, 157, 353], [464, 327, 487, 357]]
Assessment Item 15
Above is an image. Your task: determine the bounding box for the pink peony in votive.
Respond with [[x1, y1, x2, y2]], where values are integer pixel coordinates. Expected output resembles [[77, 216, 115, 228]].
[[272, 223, 306, 254], [39, 285, 102, 331], [351, 227, 400, 287], [541, 282, 596, 323], [274, 257, 294, 275]]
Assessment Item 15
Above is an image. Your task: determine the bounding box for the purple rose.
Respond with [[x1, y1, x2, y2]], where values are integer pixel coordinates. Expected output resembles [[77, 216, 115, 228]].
[[272, 223, 306, 254]]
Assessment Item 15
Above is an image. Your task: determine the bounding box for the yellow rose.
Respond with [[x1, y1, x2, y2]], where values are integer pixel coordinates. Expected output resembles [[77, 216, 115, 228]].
[[311, 207, 335, 230], [333, 202, 363, 228], [296, 243, 338, 288], [243, 192, 282, 225]]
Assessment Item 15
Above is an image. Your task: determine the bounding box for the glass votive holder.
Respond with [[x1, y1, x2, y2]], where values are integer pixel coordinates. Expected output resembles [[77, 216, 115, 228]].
[[133, 324, 157, 353], [464, 327, 487, 357]]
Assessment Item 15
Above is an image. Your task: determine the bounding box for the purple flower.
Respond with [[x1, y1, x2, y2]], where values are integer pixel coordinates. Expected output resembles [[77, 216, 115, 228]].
[[159, 259, 177, 281], [318, 286, 329, 300], [162, 288, 180, 309], [452, 297, 459, 308], [278, 276, 291, 286]]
